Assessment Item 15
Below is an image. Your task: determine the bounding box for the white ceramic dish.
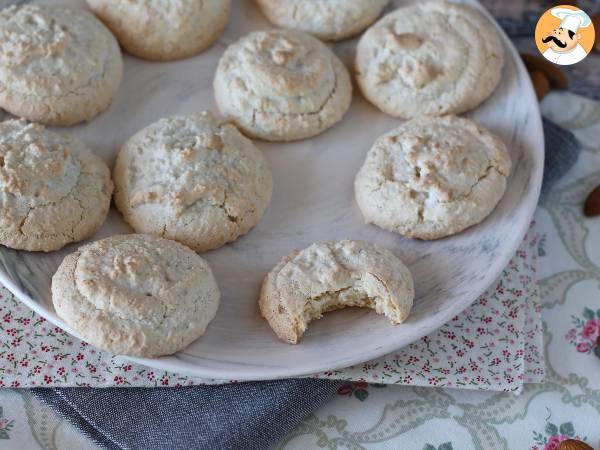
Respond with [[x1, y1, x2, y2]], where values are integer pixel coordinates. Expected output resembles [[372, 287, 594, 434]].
[[0, 0, 543, 380]]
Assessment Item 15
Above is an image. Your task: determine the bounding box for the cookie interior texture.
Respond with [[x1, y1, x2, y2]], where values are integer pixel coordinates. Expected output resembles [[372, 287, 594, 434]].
[[51, 234, 221, 357], [0, 120, 113, 252], [0, 5, 123, 126], [113, 112, 273, 252], [355, 2, 504, 118], [354, 115, 512, 239], [259, 240, 414, 344], [86, 0, 231, 61], [255, 0, 389, 41], [214, 29, 352, 141]]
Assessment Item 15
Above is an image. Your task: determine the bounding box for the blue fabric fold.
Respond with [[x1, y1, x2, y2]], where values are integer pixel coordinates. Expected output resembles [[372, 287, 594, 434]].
[[32, 379, 343, 450]]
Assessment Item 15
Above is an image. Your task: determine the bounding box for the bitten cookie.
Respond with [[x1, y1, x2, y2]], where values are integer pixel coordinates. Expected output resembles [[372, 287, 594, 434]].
[[0, 5, 123, 126], [0, 120, 113, 252], [113, 112, 273, 252], [52, 234, 220, 357], [255, 0, 389, 41], [355, 2, 504, 118], [354, 116, 512, 240], [86, 0, 231, 61], [214, 30, 352, 141], [259, 240, 414, 344]]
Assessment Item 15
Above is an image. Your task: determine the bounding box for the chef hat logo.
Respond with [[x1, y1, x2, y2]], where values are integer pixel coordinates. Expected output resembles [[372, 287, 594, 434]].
[[534, 5, 595, 66]]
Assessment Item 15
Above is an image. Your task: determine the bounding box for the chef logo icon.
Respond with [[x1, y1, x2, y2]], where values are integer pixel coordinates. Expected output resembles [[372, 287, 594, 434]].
[[535, 5, 595, 65]]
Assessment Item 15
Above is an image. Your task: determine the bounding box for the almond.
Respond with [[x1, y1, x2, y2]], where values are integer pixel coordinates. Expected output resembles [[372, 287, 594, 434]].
[[557, 439, 594, 450], [584, 185, 600, 217], [593, 15, 600, 52], [521, 53, 568, 89], [530, 71, 550, 101]]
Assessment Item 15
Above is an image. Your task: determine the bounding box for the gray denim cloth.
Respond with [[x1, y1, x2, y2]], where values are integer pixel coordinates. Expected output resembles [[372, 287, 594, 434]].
[[18, 5, 582, 449], [32, 379, 344, 450]]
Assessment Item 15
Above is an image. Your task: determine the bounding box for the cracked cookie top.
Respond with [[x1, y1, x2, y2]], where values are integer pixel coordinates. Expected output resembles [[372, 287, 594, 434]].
[[259, 240, 414, 344], [0, 120, 113, 252], [52, 234, 220, 357], [214, 29, 352, 141], [256, 0, 389, 41], [0, 5, 123, 125], [354, 115, 511, 240], [86, 0, 231, 61], [113, 112, 273, 252], [355, 2, 504, 118]]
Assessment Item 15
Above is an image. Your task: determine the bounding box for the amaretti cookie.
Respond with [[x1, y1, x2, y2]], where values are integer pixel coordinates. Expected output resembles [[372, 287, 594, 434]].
[[113, 112, 273, 252], [355, 2, 504, 118], [256, 0, 389, 41], [214, 30, 352, 141], [86, 0, 231, 61], [354, 116, 511, 240], [259, 240, 414, 344], [0, 5, 123, 126], [0, 120, 113, 252], [52, 234, 220, 357]]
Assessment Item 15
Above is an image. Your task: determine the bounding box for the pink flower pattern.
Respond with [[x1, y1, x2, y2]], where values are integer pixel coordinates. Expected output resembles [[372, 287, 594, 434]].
[[565, 308, 600, 358]]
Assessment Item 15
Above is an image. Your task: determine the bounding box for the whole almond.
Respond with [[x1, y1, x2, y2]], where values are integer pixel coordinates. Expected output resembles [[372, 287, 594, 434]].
[[521, 53, 568, 89], [530, 71, 550, 101], [557, 439, 594, 450], [584, 185, 600, 217], [593, 15, 600, 52]]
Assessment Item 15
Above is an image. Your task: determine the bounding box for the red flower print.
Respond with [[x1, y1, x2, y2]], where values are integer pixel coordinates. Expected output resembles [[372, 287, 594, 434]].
[[6, 353, 14, 362], [337, 384, 353, 396], [88, 364, 97, 373], [57, 367, 66, 376], [32, 365, 41, 374], [10, 381, 20, 388], [160, 376, 169, 386], [122, 364, 133, 372], [582, 318, 600, 341], [44, 375, 52, 384], [544, 435, 569, 450], [3, 313, 11, 323], [76, 353, 84, 361], [41, 345, 50, 352], [114, 376, 124, 385], [20, 358, 28, 368], [147, 372, 155, 381], [20, 318, 30, 326], [576, 342, 591, 353], [5, 328, 16, 337]]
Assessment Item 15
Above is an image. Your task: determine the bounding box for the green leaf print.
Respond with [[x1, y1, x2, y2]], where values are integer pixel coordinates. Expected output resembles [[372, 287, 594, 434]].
[[423, 445, 437, 450], [353, 389, 369, 402], [583, 308, 595, 320], [545, 422, 558, 435], [438, 443, 453, 450], [559, 422, 575, 437], [0, 430, 8, 440]]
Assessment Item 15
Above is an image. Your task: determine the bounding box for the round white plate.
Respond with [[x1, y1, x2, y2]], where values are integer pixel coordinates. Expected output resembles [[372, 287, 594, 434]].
[[0, 0, 543, 380]]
